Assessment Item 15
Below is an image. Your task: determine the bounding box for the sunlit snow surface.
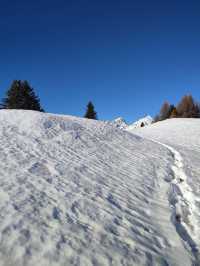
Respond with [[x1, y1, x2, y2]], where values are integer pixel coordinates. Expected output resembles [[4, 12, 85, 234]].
[[0, 111, 198, 265], [129, 118, 200, 265]]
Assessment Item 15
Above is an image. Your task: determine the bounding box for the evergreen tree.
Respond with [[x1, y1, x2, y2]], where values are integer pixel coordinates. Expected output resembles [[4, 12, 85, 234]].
[[84, 101, 97, 119], [3, 80, 44, 112], [170, 107, 178, 118], [169, 104, 175, 116]]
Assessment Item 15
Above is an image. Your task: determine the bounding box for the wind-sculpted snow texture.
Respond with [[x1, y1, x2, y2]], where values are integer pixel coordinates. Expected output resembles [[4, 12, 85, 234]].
[[0, 111, 195, 266], [131, 118, 200, 265]]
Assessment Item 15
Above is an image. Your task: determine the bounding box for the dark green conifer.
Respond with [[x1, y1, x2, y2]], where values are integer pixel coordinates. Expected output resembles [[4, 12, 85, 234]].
[[84, 101, 97, 119], [3, 80, 44, 112]]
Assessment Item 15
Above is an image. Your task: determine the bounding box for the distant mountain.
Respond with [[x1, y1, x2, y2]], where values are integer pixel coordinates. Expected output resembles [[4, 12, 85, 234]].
[[112, 117, 128, 129], [127, 115, 153, 131], [113, 115, 153, 130]]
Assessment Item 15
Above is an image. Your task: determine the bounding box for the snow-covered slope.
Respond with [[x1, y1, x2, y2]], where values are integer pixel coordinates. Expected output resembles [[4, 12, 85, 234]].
[[0, 111, 198, 266], [128, 115, 153, 130], [130, 118, 200, 265]]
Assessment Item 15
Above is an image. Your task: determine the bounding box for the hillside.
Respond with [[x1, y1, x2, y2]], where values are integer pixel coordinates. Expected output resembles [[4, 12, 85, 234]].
[[129, 118, 200, 264], [0, 111, 198, 265]]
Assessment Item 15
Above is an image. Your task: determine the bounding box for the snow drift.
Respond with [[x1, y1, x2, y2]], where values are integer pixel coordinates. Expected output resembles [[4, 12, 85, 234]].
[[0, 110, 198, 265]]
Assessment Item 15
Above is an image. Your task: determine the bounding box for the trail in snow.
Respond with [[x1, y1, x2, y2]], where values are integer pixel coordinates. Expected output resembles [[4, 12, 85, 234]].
[[130, 118, 200, 264], [154, 141, 199, 259]]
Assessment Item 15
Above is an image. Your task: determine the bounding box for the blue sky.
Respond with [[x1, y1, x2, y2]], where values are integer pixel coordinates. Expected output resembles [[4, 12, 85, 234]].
[[0, 0, 200, 122]]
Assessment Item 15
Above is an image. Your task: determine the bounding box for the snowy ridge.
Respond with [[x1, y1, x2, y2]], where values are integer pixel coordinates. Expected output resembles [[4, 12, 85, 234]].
[[128, 115, 153, 130], [0, 111, 198, 265], [112, 117, 128, 129], [112, 115, 153, 130]]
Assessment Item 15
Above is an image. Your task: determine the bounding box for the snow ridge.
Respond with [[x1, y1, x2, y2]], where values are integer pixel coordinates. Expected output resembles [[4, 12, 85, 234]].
[[112, 117, 128, 129], [112, 115, 153, 130], [128, 116, 153, 130]]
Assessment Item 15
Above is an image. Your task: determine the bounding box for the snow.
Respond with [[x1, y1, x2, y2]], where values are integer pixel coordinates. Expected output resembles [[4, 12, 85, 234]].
[[0, 110, 199, 265], [128, 118, 200, 264], [127, 115, 153, 130], [112, 115, 153, 130], [112, 117, 128, 129]]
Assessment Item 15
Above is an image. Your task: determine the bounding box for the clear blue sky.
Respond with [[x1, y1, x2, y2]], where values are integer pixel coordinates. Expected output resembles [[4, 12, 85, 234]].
[[0, 0, 200, 122]]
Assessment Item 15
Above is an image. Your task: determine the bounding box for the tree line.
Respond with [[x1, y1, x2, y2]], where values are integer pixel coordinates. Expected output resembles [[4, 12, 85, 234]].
[[154, 95, 200, 122], [1, 80, 200, 122], [0, 80, 97, 119]]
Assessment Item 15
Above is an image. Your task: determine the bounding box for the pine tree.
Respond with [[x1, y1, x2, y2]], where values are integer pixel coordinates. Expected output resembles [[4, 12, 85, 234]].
[[84, 101, 97, 119], [170, 107, 178, 118], [3, 80, 44, 112]]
